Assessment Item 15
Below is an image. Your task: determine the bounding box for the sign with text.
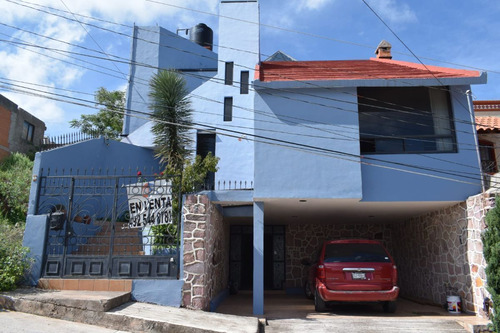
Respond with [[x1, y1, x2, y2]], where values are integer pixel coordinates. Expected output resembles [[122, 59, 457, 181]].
[[126, 179, 173, 228]]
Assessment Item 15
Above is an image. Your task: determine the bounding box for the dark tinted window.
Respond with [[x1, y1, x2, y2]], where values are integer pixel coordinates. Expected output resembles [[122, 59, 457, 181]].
[[324, 243, 391, 263], [224, 97, 233, 121]]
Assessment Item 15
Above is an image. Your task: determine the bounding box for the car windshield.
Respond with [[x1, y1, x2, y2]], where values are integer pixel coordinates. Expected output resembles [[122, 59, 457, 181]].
[[324, 243, 391, 263]]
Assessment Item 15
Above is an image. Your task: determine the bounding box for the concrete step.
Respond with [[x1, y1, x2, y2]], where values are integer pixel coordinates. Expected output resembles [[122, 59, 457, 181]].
[[0, 289, 260, 333]]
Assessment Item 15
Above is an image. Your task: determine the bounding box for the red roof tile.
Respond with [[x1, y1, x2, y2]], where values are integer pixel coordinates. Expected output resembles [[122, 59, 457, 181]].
[[474, 100, 500, 112], [476, 116, 500, 133], [255, 58, 482, 82]]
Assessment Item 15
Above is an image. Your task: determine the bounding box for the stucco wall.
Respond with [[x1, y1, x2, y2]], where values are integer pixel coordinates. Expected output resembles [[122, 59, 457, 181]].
[[361, 86, 482, 202], [254, 87, 362, 200]]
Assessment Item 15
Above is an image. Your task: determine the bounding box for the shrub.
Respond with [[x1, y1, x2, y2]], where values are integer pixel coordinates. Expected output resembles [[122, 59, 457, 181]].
[[0, 153, 34, 224], [0, 222, 32, 291], [483, 196, 500, 331]]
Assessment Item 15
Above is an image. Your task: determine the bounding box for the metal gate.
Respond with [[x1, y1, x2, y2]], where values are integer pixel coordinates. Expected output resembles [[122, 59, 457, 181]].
[[36, 174, 181, 279]]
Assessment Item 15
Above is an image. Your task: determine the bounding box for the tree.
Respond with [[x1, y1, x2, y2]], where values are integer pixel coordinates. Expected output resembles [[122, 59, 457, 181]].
[[483, 196, 500, 331], [0, 153, 33, 225], [148, 70, 218, 250], [149, 70, 193, 173], [70, 87, 125, 139]]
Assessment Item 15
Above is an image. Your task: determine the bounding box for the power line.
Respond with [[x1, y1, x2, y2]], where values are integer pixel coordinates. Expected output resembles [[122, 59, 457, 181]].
[[0, 77, 490, 187]]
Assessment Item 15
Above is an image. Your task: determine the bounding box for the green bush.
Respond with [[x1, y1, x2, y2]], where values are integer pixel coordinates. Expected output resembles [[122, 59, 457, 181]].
[[0, 153, 33, 224], [0, 222, 32, 291], [483, 196, 500, 331]]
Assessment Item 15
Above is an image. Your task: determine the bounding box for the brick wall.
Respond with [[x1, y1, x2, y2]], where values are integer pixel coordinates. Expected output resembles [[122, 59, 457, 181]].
[[182, 194, 228, 310]]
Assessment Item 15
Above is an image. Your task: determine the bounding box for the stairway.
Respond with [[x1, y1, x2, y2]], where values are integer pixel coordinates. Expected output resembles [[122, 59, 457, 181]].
[[71, 221, 144, 256]]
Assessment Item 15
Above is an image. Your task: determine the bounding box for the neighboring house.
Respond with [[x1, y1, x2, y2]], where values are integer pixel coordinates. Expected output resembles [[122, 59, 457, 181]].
[[475, 100, 500, 175], [25, 0, 493, 318], [0, 94, 46, 160]]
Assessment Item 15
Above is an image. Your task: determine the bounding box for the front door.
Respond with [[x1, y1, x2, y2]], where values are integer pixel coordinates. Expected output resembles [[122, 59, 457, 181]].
[[229, 225, 285, 291]]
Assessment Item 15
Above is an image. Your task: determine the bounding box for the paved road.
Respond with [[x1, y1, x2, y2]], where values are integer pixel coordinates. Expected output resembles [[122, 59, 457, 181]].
[[0, 311, 131, 333], [266, 317, 468, 333]]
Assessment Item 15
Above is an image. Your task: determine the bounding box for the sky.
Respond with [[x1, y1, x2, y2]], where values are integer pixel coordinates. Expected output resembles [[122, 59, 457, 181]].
[[0, 0, 499, 137]]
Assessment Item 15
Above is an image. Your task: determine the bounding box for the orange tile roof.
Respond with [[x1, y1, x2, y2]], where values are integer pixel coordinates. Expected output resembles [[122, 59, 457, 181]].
[[476, 116, 500, 133], [473, 100, 500, 112], [255, 58, 483, 82]]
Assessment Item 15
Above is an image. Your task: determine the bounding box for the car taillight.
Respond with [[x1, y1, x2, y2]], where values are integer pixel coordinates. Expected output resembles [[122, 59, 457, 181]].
[[317, 264, 326, 281], [392, 265, 398, 285]]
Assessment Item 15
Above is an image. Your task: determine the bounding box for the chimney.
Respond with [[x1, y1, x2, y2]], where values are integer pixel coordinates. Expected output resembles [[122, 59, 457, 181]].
[[375, 40, 392, 59]]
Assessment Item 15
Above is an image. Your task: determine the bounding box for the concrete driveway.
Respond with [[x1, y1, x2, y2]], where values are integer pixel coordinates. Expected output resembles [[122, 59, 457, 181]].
[[216, 291, 489, 332]]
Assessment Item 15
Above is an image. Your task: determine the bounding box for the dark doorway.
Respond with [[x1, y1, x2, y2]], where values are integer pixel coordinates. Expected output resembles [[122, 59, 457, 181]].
[[196, 132, 216, 189], [229, 225, 285, 292]]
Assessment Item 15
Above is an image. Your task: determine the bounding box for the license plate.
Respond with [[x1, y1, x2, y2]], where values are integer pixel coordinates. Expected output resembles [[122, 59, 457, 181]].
[[352, 272, 366, 280]]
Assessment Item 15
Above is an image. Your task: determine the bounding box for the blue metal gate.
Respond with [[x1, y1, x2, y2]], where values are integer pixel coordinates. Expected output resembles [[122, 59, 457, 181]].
[[36, 173, 181, 279]]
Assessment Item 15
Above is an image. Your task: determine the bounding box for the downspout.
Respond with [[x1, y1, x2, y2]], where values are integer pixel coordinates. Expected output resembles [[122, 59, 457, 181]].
[[466, 90, 485, 193]]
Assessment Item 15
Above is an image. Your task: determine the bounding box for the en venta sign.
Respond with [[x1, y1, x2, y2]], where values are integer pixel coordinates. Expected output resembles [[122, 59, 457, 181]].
[[125, 179, 173, 228]]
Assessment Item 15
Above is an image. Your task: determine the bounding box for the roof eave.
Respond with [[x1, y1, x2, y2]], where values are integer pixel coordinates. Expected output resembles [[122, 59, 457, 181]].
[[253, 72, 487, 90]]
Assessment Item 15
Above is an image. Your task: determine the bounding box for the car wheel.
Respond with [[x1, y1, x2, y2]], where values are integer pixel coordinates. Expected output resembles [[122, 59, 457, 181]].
[[383, 301, 397, 313], [314, 289, 327, 312], [304, 281, 314, 299]]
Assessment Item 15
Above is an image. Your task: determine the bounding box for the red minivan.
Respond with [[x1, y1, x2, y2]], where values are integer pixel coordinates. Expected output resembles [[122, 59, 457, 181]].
[[305, 239, 399, 312]]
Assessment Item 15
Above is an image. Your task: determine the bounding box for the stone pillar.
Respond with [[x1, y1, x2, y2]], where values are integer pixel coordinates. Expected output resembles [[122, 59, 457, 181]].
[[466, 193, 493, 317], [182, 194, 209, 310], [181, 194, 228, 310]]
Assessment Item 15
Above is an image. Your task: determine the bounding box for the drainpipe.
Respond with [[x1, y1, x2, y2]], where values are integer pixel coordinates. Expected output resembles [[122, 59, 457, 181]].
[[466, 90, 485, 193]]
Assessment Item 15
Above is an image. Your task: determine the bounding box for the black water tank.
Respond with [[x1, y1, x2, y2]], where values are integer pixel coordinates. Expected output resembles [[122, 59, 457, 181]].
[[189, 23, 213, 51]]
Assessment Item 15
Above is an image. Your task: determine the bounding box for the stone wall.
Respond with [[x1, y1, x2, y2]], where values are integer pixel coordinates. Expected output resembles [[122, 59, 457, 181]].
[[391, 203, 469, 308], [182, 194, 228, 310], [391, 196, 492, 317], [286, 223, 393, 289], [466, 193, 493, 317]]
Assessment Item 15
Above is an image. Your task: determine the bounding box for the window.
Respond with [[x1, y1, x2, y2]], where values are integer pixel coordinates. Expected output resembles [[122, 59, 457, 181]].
[[240, 71, 249, 94], [197, 132, 216, 190], [22, 121, 34, 142], [225, 62, 234, 85], [358, 87, 456, 154], [224, 97, 233, 121], [479, 140, 497, 174]]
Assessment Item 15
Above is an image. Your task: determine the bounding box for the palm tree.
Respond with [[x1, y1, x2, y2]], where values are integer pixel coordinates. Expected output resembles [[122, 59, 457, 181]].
[[149, 70, 193, 172]]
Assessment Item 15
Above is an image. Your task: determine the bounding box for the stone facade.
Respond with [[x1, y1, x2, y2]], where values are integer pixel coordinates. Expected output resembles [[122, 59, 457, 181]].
[[181, 193, 493, 317], [182, 194, 228, 310], [286, 223, 393, 289]]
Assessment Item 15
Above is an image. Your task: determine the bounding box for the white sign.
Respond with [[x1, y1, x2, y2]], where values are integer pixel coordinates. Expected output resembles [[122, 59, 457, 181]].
[[126, 179, 173, 228]]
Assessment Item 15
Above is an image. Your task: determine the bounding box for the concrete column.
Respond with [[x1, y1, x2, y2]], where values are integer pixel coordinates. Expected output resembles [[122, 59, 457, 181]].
[[253, 201, 264, 315], [23, 214, 49, 286]]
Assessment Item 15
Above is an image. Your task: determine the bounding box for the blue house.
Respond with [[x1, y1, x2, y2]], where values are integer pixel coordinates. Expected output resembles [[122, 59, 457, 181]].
[[25, 0, 489, 316]]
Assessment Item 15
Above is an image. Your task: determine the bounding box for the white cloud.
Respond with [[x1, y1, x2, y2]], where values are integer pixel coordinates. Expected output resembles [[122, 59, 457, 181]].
[[296, 0, 332, 11], [0, 0, 219, 135], [367, 0, 417, 25]]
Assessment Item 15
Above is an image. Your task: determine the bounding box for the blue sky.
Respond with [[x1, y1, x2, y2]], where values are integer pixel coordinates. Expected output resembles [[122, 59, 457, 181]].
[[1, 0, 499, 137]]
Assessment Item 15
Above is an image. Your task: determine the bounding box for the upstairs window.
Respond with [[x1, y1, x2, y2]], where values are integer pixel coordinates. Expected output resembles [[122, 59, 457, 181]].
[[240, 71, 249, 94], [23, 121, 34, 142], [358, 87, 456, 154], [479, 140, 497, 174], [224, 97, 233, 121], [225, 62, 234, 85]]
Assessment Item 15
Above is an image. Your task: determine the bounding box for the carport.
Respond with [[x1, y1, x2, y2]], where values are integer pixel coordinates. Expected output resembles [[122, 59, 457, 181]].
[[212, 196, 487, 316], [215, 291, 489, 332]]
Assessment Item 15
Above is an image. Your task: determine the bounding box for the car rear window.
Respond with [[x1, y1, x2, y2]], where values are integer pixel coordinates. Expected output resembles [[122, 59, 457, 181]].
[[324, 243, 391, 263]]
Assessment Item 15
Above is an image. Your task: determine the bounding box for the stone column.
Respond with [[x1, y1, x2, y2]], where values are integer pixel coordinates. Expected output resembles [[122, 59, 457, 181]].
[[182, 195, 209, 310]]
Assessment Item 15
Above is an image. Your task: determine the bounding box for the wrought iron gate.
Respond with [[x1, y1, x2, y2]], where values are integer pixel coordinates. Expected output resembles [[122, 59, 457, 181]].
[[36, 174, 181, 279]]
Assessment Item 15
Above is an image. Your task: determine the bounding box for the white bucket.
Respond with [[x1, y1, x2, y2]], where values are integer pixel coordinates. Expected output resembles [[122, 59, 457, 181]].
[[447, 295, 461, 314]]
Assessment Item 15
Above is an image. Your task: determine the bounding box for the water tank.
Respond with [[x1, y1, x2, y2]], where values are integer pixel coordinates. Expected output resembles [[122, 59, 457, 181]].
[[189, 23, 213, 51]]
